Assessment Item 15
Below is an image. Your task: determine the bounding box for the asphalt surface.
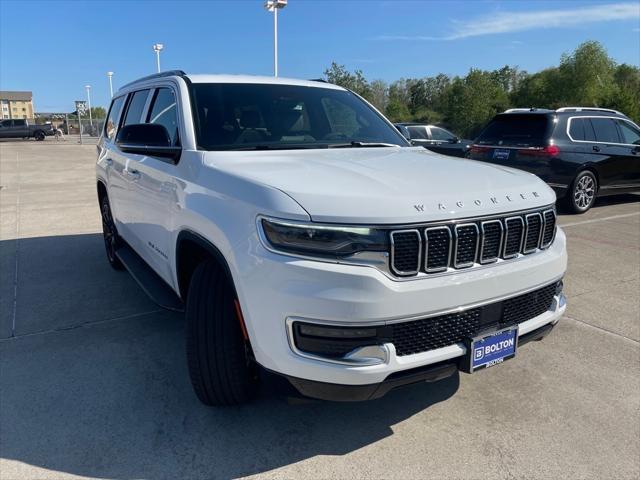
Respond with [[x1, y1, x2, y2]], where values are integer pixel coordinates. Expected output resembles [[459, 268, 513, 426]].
[[1, 140, 638, 480]]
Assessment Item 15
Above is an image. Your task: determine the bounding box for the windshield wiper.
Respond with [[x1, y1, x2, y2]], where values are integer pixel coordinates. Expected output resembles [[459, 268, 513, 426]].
[[223, 144, 329, 151], [328, 141, 400, 148]]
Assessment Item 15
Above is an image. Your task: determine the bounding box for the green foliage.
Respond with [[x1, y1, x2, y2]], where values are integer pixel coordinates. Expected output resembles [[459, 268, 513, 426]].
[[323, 41, 639, 138], [90, 107, 107, 119]]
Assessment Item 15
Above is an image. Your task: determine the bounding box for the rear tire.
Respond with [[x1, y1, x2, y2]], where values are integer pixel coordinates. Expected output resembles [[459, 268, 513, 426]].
[[186, 261, 258, 406], [100, 194, 125, 270], [564, 170, 597, 214]]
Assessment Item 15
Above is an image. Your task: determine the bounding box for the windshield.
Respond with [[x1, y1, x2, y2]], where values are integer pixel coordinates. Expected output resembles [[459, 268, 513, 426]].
[[190, 83, 407, 151], [476, 114, 551, 147]]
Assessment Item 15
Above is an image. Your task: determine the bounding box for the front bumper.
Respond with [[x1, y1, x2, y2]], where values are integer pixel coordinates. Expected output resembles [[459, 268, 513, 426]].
[[235, 227, 567, 388], [267, 319, 559, 402]]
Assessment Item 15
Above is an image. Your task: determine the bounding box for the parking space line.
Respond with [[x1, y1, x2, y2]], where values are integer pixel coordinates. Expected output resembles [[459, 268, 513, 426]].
[[11, 151, 20, 338], [563, 315, 639, 344], [560, 212, 640, 228], [1, 308, 166, 342]]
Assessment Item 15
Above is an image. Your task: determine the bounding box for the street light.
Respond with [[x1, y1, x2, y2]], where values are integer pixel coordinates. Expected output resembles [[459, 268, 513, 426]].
[[85, 85, 93, 127], [107, 72, 114, 98], [153, 43, 164, 73], [264, 0, 287, 77]]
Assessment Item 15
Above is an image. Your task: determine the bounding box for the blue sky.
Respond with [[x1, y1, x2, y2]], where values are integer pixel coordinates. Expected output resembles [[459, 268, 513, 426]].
[[1, 0, 638, 112]]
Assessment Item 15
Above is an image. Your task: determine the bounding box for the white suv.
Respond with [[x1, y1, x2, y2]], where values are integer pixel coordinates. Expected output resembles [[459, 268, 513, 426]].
[[96, 71, 567, 405]]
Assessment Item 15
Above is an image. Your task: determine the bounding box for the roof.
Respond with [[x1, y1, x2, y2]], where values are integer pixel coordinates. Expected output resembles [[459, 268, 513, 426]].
[[0, 91, 32, 101], [501, 107, 628, 118], [120, 70, 344, 91], [186, 74, 344, 90]]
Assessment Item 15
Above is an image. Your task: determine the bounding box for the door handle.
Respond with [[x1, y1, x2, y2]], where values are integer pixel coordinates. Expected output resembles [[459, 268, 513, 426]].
[[125, 168, 140, 180], [592, 145, 601, 152]]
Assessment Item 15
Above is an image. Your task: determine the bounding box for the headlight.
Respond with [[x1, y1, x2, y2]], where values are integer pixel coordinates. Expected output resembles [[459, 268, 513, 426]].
[[260, 218, 388, 258]]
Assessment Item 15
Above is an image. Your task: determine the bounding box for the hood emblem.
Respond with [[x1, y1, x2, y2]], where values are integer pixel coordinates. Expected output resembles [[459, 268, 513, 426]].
[[414, 192, 540, 213]]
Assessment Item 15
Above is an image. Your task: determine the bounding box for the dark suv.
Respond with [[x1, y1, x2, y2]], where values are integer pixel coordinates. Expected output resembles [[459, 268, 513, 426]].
[[467, 108, 640, 213]]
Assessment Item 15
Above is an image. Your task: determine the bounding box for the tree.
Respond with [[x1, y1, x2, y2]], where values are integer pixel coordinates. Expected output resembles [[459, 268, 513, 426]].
[[368, 79, 389, 111], [323, 62, 372, 99], [90, 107, 107, 119]]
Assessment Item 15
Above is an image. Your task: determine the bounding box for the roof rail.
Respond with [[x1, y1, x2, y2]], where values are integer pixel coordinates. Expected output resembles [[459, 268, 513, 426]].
[[503, 108, 541, 113], [120, 70, 187, 90], [309, 78, 328, 83], [556, 107, 626, 116]]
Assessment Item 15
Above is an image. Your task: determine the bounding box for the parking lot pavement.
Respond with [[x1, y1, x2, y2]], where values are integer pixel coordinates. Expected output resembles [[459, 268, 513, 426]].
[[1, 140, 638, 480]]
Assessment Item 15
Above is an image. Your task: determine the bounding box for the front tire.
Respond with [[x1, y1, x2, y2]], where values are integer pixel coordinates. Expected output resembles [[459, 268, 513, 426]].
[[565, 170, 597, 214], [100, 195, 124, 270], [34, 131, 45, 141], [186, 261, 258, 406]]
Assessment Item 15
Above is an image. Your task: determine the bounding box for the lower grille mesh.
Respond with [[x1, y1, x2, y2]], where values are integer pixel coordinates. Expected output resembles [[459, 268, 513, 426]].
[[391, 282, 558, 356]]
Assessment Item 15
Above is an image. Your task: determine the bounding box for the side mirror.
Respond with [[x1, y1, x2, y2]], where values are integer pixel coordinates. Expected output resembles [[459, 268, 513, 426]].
[[116, 124, 181, 162], [450, 136, 459, 144]]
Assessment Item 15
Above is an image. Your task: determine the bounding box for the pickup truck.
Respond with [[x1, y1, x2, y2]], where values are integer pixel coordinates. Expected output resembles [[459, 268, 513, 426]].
[[97, 71, 567, 406], [0, 119, 53, 140]]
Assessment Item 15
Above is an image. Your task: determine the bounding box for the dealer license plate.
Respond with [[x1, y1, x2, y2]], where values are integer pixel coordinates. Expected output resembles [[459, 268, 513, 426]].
[[468, 326, 518, 372], [493, 148, 511, 160]]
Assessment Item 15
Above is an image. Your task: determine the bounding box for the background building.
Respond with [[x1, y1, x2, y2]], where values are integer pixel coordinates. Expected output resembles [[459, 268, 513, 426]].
[[0, 91, 34, 119]]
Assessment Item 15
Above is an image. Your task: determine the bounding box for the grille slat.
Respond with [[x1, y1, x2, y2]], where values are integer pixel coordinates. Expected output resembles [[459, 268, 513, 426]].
[[390, 230, 421, 275], [541, 210, 556, 248], [503, 217, 524, 258], [524, 213, 543, 253], [425, 227, 451, 272], [388, 207, 556, 277], [392, 282, 558, 356], [480, 220, 503, 263], [454, 224, 479, 268]]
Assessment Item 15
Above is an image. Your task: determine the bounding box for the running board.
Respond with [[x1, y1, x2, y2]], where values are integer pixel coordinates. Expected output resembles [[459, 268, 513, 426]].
[[115, 244, 184, 312]]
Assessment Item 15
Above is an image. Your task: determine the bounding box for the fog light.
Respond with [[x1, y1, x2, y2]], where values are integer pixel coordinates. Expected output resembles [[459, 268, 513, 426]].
[[299, 323, 377, 339], [555, 280, 564, 295]]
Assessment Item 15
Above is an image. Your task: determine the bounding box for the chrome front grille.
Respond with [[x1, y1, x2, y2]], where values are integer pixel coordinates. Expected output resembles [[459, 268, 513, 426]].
[[390, 207, 556, 277]]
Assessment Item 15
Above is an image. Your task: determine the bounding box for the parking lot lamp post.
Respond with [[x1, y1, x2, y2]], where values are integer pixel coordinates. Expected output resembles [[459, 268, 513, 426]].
[[85, 85, 93, 127], [107, 72, 114, 98], [153, 43, 164, 73], [264, 0, 287, 77]]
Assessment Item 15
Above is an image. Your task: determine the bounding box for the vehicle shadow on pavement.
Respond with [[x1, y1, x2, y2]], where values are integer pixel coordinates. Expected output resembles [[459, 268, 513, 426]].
[[0, 233, 459, 479]]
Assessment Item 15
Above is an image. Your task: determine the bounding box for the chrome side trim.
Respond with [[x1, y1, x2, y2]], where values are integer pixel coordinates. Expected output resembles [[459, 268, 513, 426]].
[[390, 229, 422, 276], [503, 216, 524, 259], [565, 116, 640, 146], [480, 219, 504, 264], [453, 223, 479, 269], [540, 209, 557, 249], [523, 213, 543, 254], [424, 226, 452, 273]]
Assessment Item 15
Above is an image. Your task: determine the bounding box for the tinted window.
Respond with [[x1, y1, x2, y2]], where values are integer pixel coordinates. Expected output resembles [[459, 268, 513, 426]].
[[407, 126, 428, 140], [147, 88, 179, 145], [190, 83, 406, 150], [123, 89, 149, 126], [617, 120, 640, 145], [569, 118, 586, 141], [13, 119, 26, 126], [590, 118, 620, 143], [0, 120, 10, 127], [430, 127, 455, 141], [476, 114, 550, 147], [104, 96, 125, 141]]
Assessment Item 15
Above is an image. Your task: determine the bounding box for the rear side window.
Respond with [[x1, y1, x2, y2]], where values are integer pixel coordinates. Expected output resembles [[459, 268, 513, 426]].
[[13, 119, 26, 126], [123, 90, 150, 126], [430, 127, 455, 141], [104, 96, 125, 140], [590, 118, 621, 144], [476, 114, 550, 147], [407, 126, 428, 139], [146, 88, 179, 145], [568, 117, 597, 142], [617, 120, 640, 145]]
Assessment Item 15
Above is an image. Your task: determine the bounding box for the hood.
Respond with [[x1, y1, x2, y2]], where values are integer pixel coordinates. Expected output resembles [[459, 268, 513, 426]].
[[203, 147, 555, 224]]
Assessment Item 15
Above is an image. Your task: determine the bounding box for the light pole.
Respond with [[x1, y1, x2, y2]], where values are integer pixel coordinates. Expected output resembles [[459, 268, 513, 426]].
[[107, 72, 114, 98], [153, 43, 164, 73], [85, 85, 93, 127], [264, 0, 287, 77]]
